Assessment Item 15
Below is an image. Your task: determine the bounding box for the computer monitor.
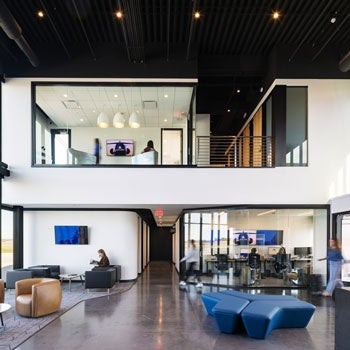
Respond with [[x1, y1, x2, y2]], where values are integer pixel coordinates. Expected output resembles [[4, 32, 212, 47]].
[[240, 248, 250, 257], [294, 247, 312, 257], [268, 246, 280, 256]]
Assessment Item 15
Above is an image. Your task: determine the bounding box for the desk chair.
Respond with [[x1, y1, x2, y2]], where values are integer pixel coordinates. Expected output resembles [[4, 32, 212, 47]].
[[274, 254, 292, 278], [214, 254, 229, 282], [248, 253, 261, 282], [215, 254, 229, 272]]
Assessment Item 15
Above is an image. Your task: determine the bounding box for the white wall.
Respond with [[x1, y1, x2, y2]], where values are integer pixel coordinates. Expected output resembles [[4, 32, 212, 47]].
[[3, 77, 350, 279], [23, 210, 139, 280], [3, 78, 350, 209]]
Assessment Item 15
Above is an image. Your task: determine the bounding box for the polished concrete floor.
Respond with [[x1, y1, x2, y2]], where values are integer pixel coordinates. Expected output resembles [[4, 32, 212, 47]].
[[16, 261, 335, 350]]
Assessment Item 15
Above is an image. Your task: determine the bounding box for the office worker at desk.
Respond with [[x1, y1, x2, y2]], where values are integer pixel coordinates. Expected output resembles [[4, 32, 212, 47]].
[[278, 244, 286, 254]]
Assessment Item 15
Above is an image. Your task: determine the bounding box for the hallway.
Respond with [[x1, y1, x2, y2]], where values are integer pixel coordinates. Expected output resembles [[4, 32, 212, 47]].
[[16, 262, 335, 350]]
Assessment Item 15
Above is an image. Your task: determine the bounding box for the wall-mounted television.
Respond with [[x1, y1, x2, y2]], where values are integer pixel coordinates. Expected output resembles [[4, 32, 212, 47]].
[[106, 139, 134, 156], [54, 225, 88, 245], [233, 230, 256, 245], [256, 230, 283, 245]]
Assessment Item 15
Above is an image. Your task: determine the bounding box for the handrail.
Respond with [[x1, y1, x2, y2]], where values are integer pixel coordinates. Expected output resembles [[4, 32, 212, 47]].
[[196, 135, 274, 167]]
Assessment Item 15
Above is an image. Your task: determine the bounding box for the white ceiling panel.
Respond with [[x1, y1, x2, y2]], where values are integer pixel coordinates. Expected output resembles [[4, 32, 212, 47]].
[[36, 84, 194, 128]]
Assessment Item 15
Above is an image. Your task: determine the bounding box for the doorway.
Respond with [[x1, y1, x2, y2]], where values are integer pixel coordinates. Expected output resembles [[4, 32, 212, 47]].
[[150, 226, 173, 261]]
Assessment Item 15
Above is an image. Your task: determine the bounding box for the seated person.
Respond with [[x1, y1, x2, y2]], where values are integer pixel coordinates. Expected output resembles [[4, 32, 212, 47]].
[[90, 249, 110, 267], [278, 244, 286, 254], [141, 140, 155, 153]]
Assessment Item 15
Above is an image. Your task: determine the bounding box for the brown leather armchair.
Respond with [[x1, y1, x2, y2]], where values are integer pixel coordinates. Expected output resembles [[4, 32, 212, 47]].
[[0, 279, 4, 303], [15, 278, 62, 317]]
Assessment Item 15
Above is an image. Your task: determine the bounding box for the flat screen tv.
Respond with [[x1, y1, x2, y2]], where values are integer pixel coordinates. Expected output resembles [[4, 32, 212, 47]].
[[54, 225, 88, 245], [233, 230, 256, 245], [256, 230, 283, 245], [106, 139, 134, 156]]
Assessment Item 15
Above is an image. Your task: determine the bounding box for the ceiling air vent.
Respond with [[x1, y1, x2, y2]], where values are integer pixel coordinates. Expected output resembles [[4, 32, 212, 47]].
[[142, 100, 157, 109], [61, 100, 81, 109]]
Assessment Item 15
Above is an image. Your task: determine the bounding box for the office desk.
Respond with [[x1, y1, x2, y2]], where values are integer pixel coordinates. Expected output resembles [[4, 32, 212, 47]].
[[291, 258, 312, 270], [205, 258, 246, 274]]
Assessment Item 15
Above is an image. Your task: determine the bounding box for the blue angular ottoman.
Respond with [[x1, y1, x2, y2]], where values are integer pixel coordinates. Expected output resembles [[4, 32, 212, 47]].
[[240, 299, 316, 339]]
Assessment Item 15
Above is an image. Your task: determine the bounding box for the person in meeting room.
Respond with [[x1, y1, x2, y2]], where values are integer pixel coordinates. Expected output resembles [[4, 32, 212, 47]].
[[93, 138, 101, 164], [141, 140, 155, 153], [179, 239, 203, 288], [278, 244, 286, 254], [318, 238, 344, 297], [91, 249, 110, 267]]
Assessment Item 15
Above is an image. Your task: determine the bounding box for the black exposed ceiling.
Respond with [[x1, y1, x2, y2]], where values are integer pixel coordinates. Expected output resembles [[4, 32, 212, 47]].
[[1, 0, 350, 135]]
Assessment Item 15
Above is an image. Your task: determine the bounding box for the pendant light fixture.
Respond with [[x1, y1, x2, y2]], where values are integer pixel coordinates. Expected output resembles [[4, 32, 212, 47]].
[[96, 88, 110, 128], [97, 111, 109, 128], [129, 111, 140, 128], [113, 112, 125, 128]]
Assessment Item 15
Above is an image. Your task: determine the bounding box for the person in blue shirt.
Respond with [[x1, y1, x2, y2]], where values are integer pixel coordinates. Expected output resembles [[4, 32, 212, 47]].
[[318, 239, 344, 296]]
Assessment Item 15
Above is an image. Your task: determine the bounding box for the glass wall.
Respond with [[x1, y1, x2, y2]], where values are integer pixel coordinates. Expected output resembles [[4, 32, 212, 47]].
[[286, 87, 308, 166], [33, 83, 194, 166], [183, 207, 328, 284], [1, 208, 14, 280]]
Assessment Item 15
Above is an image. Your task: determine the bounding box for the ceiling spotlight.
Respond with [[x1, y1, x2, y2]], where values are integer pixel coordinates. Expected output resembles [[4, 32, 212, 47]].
[[236, 89, 240, 93], [194, 11, 200, 19], [115, 11, 123, 19], [227, 108, 231, 112], [272, 11, 280, 20], [330, 17, 337, 24], [37, 10, 45, 18]]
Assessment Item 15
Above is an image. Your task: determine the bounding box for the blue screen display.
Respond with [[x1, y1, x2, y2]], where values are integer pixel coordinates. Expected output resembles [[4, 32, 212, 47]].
[[256, 230, 283, 245], [54, 226, 88, 245]]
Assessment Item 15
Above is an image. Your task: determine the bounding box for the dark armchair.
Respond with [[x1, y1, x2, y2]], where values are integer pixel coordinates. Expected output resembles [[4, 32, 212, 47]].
[[28, 265, 61, 279], [6, 269, 35, 290], [84, 266, 120, 292]]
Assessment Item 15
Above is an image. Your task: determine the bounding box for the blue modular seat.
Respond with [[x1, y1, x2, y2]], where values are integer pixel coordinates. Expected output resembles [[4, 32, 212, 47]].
[[212, 296, 250, 333], [220, 290, 298, 301], [240, 299, 316, 339], [202, 291, 316, 339]]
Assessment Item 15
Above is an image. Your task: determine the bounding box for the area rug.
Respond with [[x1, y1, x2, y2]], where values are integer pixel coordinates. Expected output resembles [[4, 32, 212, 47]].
[[0, 281, 135, 350]]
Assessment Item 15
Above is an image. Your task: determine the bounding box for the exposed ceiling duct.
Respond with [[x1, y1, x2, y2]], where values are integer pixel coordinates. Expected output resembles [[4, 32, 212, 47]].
[[339, 51, 350, 72], [0, 0, 39, 67]]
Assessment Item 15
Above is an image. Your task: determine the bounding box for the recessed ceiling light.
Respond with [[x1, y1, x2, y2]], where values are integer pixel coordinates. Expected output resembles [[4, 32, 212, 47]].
[[194, 11, 200, 19], [227, 109, 231, 112], [236, 89, 240, 93], [330, 17, 336, 24], [80, 118, 84, 122], [63, 94, 68, 98], [115, 11, 123, 19], [37, 10, 44, 18], [164, 94, 168, 98], [164, 119, 168, 122], [114, 94, 118, 98], [272, 11, 280, 20]]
